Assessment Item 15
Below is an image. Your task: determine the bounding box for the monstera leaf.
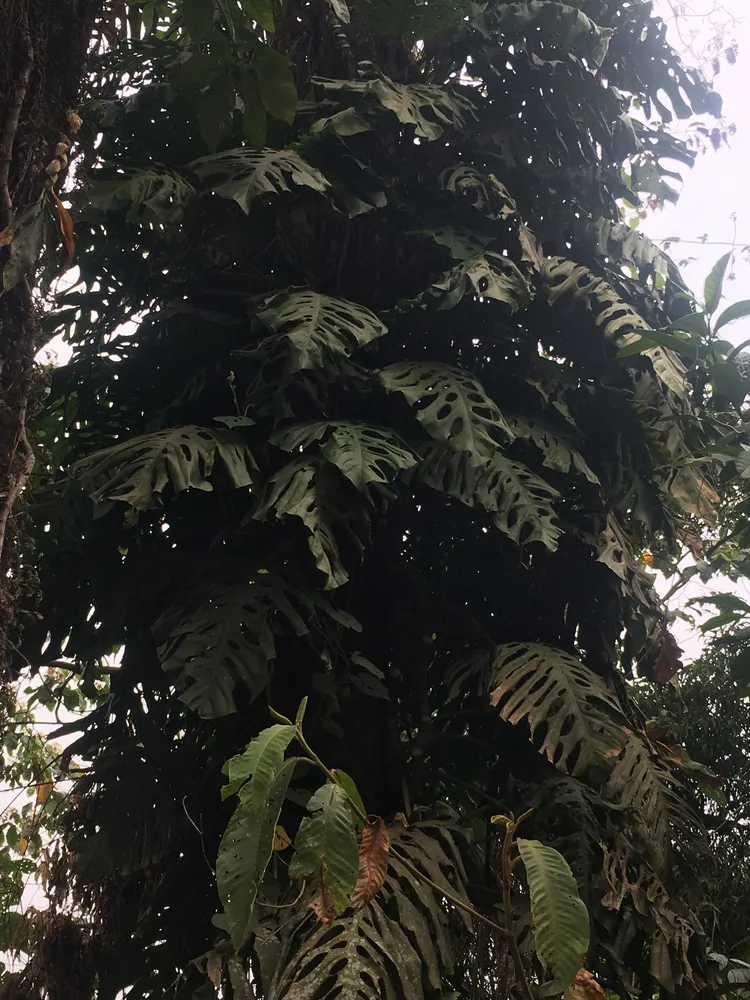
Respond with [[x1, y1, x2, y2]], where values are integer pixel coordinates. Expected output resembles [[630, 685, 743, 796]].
[[508, 415, 599, 484], [426, 251, 531, 311], [254, 459, 370, 589], [440, 164, 518, 219], [575, 218, 671, 283], [267, 823, 470, 1000], [417, 443, 561, 549], [606, 735, 704, 871], [271, 421, 417, 493], [154, 576, 311, 718], [189, 148, 329, 212], [517, 838, 590, 994], [89, 170, 196, 224], [541, 257, 687, 397], [476, 1, 613, 71], [361, 0, 484, 40], [316, 74, 475, 140], [489, 643, 627, 775], [250, 289, 388, 374], [71, 426, 255, 511], [217, 724, 298, 951], [380, 363, 511, 464]]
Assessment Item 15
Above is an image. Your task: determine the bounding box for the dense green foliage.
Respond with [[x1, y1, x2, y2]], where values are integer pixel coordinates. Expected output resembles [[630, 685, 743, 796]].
[[6, 2, 750, 999]]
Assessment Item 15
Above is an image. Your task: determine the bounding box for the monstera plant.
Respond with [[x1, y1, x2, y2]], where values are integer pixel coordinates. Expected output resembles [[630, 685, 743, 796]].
[[4, 1, 750, 1000]]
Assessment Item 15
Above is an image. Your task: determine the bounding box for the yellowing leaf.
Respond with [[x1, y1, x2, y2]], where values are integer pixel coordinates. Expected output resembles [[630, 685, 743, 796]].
[[36, 780, 54, 805], [18, 837, 28, 856], [51, 189, 75, 272], [273, 824, 292, 851]]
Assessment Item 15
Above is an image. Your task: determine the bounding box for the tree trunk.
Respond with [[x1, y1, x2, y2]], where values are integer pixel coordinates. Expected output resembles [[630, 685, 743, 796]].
[[0, 0, 101, 669]]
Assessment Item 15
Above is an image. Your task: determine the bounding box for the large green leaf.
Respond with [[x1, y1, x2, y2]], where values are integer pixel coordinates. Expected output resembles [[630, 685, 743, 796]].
[[489, 643, 627, 775], [217, 724, 298, 952], [425, 251, 531, 311], [507, 415, 599, 484], [71, 426, 255, 511], [189, 148, 329, 212], [380, 363, 511, 465], [271, 421, 417, 493], [439, 164, 517, 220], [541, 257, 687, 397], [89, 170, 196, 224], [361, 0, 483, 40], [476, 2, 613, 70], [315, 74, 475, 141], [251, 289, 388, 373], [154, 577, 309, 718], [417, 443, 561, 549], [288, 782, 359, 916], [517, 838, 590, 993], [254, 459, 370, 589]]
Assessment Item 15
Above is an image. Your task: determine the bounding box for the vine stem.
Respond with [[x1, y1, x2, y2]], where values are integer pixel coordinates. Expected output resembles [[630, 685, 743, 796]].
[[497, 815, 535, 1000]]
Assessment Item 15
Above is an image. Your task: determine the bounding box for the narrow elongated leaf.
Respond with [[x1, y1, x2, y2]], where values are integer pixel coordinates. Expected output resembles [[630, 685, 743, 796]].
[[71, 426, 255, 511], [289, 783, 359, 921], [380, 363, 511, 464], [517, 838, 590, 994], [489, 643, 627, 775], [704, 251, 732, 316], [714, 299, 750, 333], [217, 725, 297, 951], [351, 818, 390, 907], [190, 148, 329, 212]]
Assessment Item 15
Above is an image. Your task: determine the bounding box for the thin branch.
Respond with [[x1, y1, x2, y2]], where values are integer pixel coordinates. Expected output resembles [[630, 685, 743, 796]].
[[0, 31, 34, 231]]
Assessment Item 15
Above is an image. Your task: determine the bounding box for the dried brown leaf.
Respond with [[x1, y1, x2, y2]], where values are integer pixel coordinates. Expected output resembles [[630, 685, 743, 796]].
[[653, 628, 684, 684], [310, 882, 337, 925], [351, 817, 390, 907], [51, 189, 75, 272]]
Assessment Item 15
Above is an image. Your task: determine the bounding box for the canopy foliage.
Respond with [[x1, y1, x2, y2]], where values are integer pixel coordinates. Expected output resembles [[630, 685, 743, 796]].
[[4, 2, 750, 1000]]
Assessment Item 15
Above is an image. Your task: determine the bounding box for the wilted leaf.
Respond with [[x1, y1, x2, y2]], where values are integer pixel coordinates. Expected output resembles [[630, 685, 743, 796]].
[[351, 817, 390, 907], [652, 628, 684, 684]]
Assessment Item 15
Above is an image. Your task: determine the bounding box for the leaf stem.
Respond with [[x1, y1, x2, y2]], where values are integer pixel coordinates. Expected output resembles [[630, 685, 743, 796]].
[[499, 817, 535, 1000]]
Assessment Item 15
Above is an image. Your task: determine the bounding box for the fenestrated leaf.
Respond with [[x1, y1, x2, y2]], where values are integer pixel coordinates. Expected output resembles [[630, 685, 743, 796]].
[[425, 251, 531, 311], [606, 734, 704, 870], [508, 414, 599, 484], [289, 782, 359, 921], [254, 458, 370, 589], [71, 425, 256, 512], [88, 170, 196, 224], [217, 725, 298, 951], [440, 164, 517, 219], [489, 643, 627, 775], [272, 420, 417, 493], [252, 288, 387, 373], [417, 442, 561, 549], [517, 838, 590, 994], [315, 74, 475, 141], [361, 0, 482, 39], [189, 148, 329, 212], [154, 576, 309, 718], [477, 1, 613, 71], [380, 362, 511, 464], [541, 256, 687, 397]]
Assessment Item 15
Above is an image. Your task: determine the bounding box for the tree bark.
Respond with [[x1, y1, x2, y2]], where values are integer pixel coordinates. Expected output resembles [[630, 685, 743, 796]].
[[0, 0, 102, 671]]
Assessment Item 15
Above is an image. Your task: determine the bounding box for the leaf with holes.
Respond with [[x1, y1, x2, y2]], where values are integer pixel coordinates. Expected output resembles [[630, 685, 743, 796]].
[[217, 725, 298, 951], [154, 577, 310, 718], [189, 148, 329, 212], [380, 363, 511, 465], [289, 782, 359, 922], [508, 415, 599, 484], [517, 838, 590, 995], [71, 426, 255, 512], [427, 252, 531, 311], [489, 643, 627, 775], [417, 443, 561, 549]]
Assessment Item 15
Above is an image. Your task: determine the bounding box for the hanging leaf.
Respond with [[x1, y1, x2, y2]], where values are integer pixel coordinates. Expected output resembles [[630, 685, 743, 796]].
[[652, 628, 684, 684], [197, 73, 236, 151], [1, 198, 44, 293], [380, 362, 512, 465], [351, 817, 390, 907], [417, 443, 561, 549], [182, 0, 214, 40], [272, 421, 417, 493], [51, 190, 75, 272], [289, 782, 359, 922], [517, 838, 590, 995], [217, 724, 298, 951], [489, 643, 627, 776], [190, 148, 329, 212], [254, 45, 298, 125], [70, 426, 255, 512], [154, 576, 311, 718]]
